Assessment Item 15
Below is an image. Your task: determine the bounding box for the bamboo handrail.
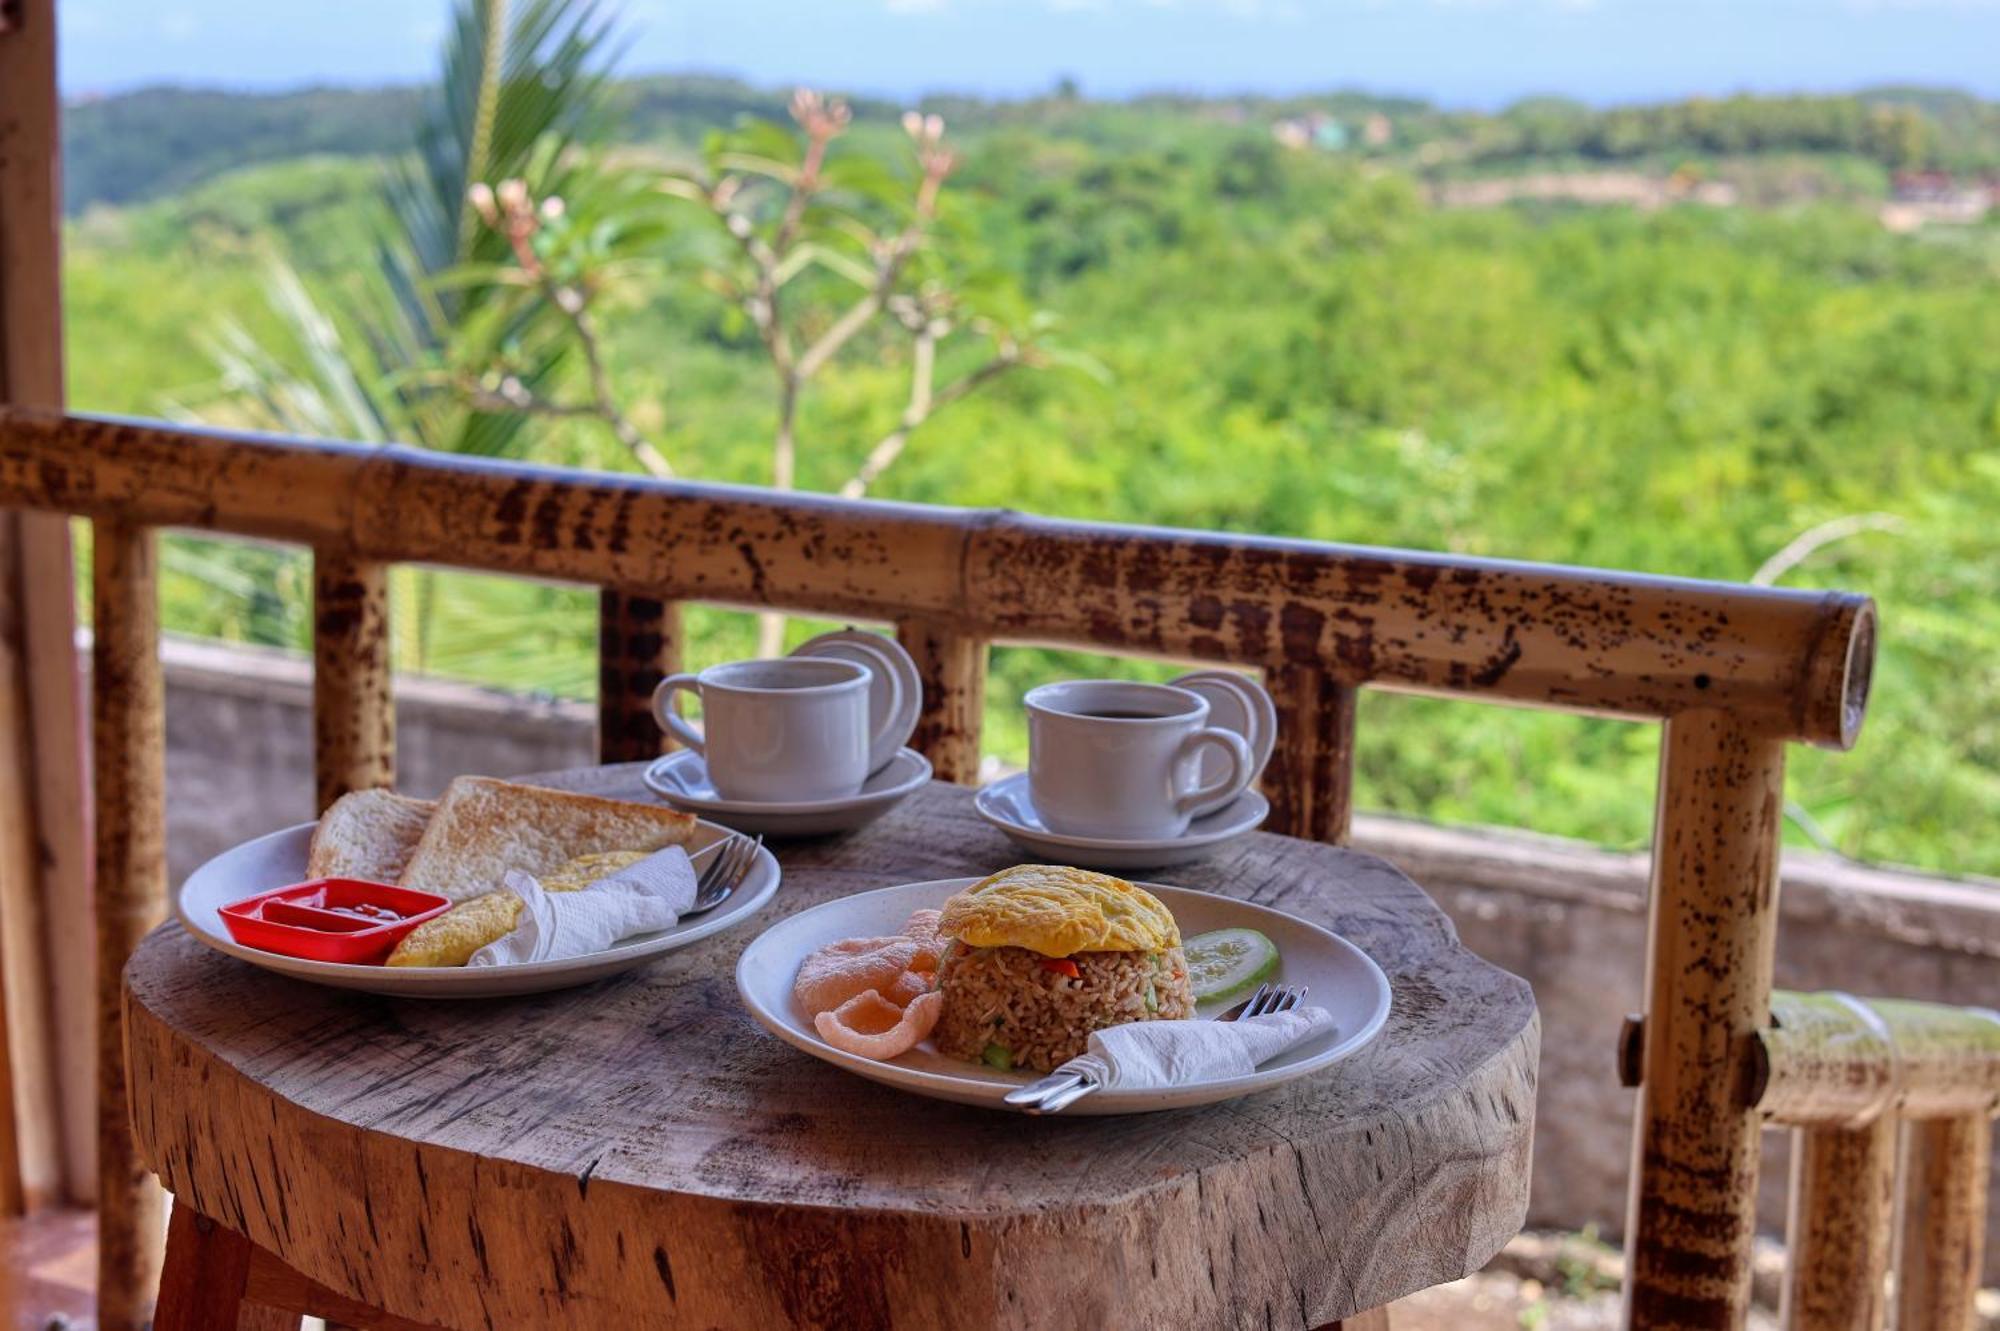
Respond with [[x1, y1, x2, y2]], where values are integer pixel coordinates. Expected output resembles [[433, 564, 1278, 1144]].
[[1756, 992, 2000, 1125], [0, 405, 1901, 1331], [0, 408, 1876, 746]]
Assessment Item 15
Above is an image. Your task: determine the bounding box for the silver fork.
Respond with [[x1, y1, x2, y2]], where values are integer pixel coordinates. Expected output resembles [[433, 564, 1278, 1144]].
[[1003, 981, 1310, 1115], [683, 833, 763, 917]]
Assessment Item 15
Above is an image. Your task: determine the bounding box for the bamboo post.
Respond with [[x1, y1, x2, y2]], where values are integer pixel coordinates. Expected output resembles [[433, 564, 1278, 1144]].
[[1778, 1117, 1898, 1331], [1623, 709, 1787, 1331], [92, 519, 166, 1331], [597, 590, 680, 765], [1, 0, 94, 1213], [895, 619, 985, 784], [1263, 663, 1357, 845], [312, 551, 394, 812], [1895, 1114, 1992, 1331]]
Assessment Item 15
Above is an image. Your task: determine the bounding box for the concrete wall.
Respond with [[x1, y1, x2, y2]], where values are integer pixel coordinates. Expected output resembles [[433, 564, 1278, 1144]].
[[159, 636, 2000, 1269]]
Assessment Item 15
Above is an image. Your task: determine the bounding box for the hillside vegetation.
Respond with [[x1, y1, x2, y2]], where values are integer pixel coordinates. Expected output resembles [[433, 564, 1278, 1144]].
[[65, 77, 2000, 213], [61, 80, 2000, 874]]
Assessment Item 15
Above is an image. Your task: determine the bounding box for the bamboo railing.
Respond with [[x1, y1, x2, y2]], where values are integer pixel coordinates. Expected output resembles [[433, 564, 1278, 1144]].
[[1622, 993, 2000, 1330], [0, 404, 1951, 1331]]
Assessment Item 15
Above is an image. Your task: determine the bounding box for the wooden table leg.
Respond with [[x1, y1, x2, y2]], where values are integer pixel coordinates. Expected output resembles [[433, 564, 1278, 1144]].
[[1317, 1307, 1391, 1330], [155, 1204, 298, 1331]]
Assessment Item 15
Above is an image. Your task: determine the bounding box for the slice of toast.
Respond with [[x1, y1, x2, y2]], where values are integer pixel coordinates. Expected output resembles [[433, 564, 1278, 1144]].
[[306, 788, 437, 884], [397, 776, 698, 902]]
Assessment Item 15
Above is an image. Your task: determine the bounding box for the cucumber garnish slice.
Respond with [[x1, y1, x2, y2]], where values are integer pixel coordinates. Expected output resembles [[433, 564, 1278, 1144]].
[[1183, 927, 1281, 1003]]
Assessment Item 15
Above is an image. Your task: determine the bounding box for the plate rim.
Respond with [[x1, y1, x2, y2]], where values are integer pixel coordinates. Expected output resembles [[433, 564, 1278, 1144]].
[[972, 772, 1269, 850], [175, 817, 782, 987], [643, 746, 934, 814], [735, 876, 1392, 1109]]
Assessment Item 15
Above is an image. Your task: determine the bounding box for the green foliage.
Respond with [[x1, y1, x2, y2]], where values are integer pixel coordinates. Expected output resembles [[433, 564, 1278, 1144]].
[[60, 83, 2000, 877]]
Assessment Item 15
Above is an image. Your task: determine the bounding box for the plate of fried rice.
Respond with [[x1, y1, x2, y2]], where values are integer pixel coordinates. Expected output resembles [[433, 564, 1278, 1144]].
[[735, 866, 1391, 1113]]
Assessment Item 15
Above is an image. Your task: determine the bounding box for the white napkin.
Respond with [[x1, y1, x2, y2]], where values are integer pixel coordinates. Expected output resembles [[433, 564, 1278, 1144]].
[[1052, 1007, 1339, 1090], [468, 845, 697, 967]]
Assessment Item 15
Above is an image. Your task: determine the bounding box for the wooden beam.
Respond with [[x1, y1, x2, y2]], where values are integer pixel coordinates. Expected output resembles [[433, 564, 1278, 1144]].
[[0, 0, 91, 1215], [1263, 663, 1357, 845], [895, 619, 984, 783], [1894, 1114, 1992, 1331], [1624, 710, 1786, 1330], [1779, 1117, 1897, 1331], [312, 551, 395, 812], [91, 520, 165, 1331], [596, 589, 679, 765]]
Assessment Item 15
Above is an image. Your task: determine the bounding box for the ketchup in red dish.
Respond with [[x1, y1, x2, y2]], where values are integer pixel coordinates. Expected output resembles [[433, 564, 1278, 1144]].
[[219, 879, 452, 964]]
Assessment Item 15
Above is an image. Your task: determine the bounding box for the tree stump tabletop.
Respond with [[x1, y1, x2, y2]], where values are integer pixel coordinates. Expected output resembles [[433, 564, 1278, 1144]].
[[125, 771, 1539, 1331]]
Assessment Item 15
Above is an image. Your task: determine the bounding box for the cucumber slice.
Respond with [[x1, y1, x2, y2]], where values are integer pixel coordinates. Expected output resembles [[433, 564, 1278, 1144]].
[[1183, 927, 1281, 1003]]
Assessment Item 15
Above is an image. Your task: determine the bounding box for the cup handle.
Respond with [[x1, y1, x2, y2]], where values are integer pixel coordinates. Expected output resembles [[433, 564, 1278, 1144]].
[[1174, 726, 1254, 818], [650, 673, 706, 753]]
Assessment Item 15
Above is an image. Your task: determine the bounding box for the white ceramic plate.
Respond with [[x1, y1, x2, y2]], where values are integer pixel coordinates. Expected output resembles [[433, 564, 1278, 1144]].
[[974, 772, 1269, 869], [1170, 669, 1278, 814], [643, 747, 933, 837], [736, 877, 1391, 1114], [175, 819, 782, 998], [791, 630, 922, 774]]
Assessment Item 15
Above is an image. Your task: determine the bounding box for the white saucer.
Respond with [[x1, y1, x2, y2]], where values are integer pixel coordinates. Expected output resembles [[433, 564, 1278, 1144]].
[[644, 746, 933, 837], [175, 818, 781, 999], [736, 877, 1391, 1114], [791, 630, 921, 774], [974, 772, 1269, 869], [1170, 670, 1278, 815]]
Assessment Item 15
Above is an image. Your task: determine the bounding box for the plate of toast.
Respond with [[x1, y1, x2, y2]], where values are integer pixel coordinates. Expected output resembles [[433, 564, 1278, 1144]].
[[174, 777, 782, 997]]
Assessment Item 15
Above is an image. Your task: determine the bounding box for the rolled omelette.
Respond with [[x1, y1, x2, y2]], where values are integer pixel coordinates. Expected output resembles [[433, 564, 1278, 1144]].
[[386, 850, 649, 967]]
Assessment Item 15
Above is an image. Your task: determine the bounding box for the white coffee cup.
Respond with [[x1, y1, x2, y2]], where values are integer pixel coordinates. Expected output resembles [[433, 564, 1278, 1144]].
[[1024, 680, 1254, 840], [652, 658, 893, 803]]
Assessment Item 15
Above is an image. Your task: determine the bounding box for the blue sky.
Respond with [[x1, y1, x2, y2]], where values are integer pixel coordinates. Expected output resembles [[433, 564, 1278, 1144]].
[[60, 0, 2000, 106]]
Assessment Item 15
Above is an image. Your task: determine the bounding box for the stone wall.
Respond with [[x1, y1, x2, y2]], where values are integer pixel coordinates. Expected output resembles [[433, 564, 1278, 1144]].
[[159, 635, 2000, 1270]]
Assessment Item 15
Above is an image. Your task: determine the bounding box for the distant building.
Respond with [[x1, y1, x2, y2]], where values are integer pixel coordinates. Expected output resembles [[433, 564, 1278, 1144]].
[[1882, 171, 1992, 231], [1361, 113, 1392, 148], [1271, 112, 1350, 152]]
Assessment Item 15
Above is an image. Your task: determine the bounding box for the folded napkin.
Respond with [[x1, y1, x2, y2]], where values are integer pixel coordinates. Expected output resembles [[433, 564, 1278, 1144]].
[[1052, 1007, 1338, 1091], [469, 845, 696, 967]]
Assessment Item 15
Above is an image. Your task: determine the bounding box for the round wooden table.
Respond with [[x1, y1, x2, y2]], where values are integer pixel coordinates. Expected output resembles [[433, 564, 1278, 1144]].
[[126, 770, 1539, 1331]]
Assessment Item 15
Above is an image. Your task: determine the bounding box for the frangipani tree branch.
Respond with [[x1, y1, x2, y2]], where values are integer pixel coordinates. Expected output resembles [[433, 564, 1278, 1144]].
[[465, 178, 675, 478]]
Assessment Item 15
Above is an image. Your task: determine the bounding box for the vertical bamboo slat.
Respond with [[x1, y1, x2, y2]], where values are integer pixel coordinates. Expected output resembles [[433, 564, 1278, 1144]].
[[1, 0, 91, 1212], [1262, 663, 1358, 845], [0, 518, 39, 1212], [1895, 1114, 1992, 1331], [1624, 709, 1786, 1331], [895, 619, 985, 784], [311, 552, 394, 813], [1779, 1118, 1898, 1331], [597, 590, 681, 765], [92, 519, 166, 1331]]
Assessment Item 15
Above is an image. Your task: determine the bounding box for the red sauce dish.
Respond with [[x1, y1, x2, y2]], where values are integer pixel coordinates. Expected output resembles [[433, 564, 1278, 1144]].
[[219, 878, 452, 965]]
